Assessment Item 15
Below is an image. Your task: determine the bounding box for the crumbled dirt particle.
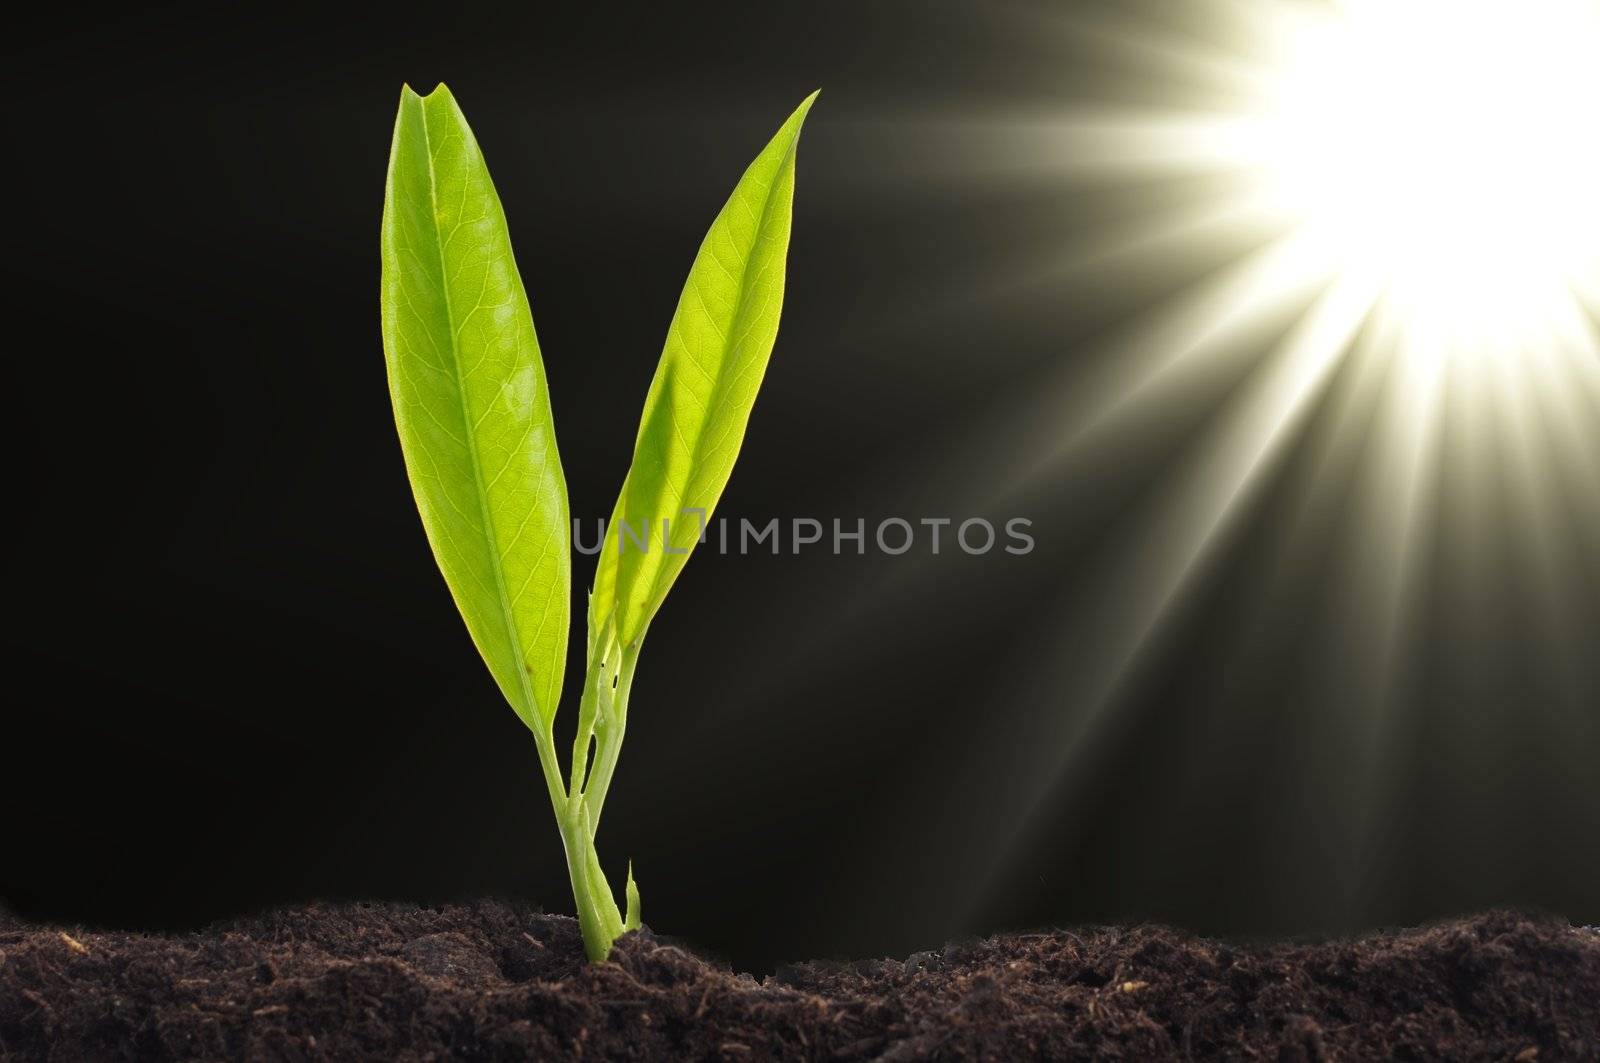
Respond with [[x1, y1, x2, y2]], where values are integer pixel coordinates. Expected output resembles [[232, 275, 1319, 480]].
[[0, 904, 1595, 1060]]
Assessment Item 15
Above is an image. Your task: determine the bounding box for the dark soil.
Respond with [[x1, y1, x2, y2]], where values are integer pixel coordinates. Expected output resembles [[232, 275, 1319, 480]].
[[1, 904, 1596, 1061]]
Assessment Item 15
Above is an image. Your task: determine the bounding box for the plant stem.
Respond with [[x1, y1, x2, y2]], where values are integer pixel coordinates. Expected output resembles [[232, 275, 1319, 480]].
[[558, 802, 622, 961], [584, 641, 640, 830], [549, 624, 644, 962]]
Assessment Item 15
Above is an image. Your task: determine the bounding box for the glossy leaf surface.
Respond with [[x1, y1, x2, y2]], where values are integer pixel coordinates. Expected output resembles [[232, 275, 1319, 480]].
[[380, 84, 570, 732], [592, 93, 817, 645]]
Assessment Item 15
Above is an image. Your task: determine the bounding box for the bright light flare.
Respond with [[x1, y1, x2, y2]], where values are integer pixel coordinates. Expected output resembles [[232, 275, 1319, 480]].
[[1248, 0, 1600, 357], [932, 0, 1600, 925]]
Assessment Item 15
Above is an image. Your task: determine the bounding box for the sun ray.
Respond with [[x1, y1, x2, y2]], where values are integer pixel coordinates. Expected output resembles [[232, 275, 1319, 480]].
[[942, 0, 1600, 927], [954, 268, 1382, 911]]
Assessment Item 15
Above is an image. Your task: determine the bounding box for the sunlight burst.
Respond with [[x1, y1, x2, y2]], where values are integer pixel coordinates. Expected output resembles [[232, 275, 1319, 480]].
[[946, 0, 1600, 922], [1246, 0, 1600, 360]]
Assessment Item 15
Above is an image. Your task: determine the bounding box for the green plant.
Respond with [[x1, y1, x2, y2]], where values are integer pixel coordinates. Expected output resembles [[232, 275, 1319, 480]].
[[379, 84, 815, 961]]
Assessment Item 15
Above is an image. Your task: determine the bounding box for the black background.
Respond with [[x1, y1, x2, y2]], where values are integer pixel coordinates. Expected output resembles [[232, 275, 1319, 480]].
[[4, 1, 1597, 972]]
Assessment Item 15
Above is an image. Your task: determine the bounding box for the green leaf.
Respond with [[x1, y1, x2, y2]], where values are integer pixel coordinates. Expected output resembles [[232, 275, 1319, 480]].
[[624, 861, 641, 932], [592, 92, 818, 646], [380, 84, 570, 733]]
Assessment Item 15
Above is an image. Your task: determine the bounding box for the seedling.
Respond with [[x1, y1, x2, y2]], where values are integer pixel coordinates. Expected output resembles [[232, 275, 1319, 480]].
[[379, 84, 815, 961]]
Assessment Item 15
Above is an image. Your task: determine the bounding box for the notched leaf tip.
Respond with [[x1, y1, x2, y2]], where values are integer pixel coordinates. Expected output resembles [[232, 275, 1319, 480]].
[[398, 81, 454, 104]]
